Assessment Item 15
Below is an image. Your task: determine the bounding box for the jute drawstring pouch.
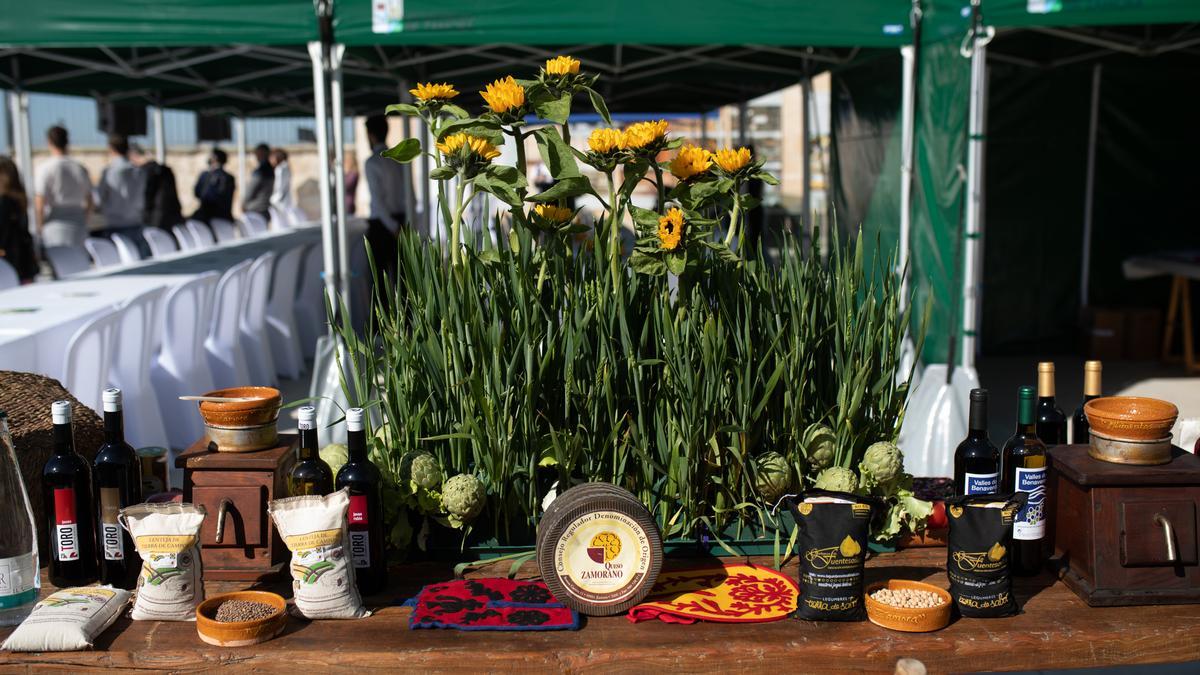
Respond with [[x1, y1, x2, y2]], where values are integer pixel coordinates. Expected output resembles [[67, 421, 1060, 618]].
[[2, 587, 131, 652], [119, 502, 207, 621], [270, 488, 370, 619]]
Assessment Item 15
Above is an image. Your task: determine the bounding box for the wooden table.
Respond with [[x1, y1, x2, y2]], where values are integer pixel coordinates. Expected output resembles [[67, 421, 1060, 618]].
[[2, 548, 1197, 673]]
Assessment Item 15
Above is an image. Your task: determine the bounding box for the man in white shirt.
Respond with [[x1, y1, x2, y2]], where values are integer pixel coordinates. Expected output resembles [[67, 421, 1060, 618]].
[[96, 134, 146, 230], [363, 115, 409, 234], [34, 125, 92, 248], [269, 148, 293, 212]]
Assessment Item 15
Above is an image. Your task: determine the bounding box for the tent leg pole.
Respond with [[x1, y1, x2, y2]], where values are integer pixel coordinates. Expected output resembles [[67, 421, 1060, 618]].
[[1080, 63, 1102, 310], [962, 34, 989, 372], [421, 121, 432, 238], [899, 45, 916, 310], [234, 117, 247, 206], [153, 106, 166, 164], [800, 77, 812, 243], [309, 40, 339, 325], [330, 44, 351, 323], [737, 100, 749, 146]]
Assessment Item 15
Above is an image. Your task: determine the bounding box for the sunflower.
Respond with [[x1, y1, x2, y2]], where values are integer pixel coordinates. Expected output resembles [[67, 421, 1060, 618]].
[[544, 56, 581, 76], [409, 82, 459, 102], [669, 145, 712, 181], [588, 128, 622, 154], [480, 76, 526, 117], [713, 147, 752, 174], [657, 208, 685, 251], [436, 133, 501, 161], [532, 204, 575, 230], [621, 120, 669, 153]]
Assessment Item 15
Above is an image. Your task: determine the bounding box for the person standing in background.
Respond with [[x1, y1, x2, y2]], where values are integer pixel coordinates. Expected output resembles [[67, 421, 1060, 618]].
[[364, 115, 407, 234], [34, 125, 92, 248], [95, 134, 147, 253], [0, 156, 39, 282], [131, 143, 183, 229], [269, 148, 293, 211], [344, 153, 359, 216], [192, 148, 235, 224], [242, 143, 274, 224]]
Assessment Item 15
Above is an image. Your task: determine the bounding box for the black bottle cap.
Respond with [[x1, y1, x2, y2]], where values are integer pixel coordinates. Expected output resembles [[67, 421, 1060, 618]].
[[970, 388, 988, 402], [968, 388, 988, 430]]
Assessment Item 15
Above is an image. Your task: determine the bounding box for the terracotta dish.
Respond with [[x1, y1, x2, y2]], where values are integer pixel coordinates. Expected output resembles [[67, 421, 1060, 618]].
[[197, 387, 281, 428], [1084, 396, 1178, 442], [196, 591, 287, 647], [864, 580, 952, 633]]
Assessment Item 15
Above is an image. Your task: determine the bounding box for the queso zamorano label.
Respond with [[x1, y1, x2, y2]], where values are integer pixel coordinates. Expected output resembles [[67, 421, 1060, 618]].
[[553, 510, 651, 605]]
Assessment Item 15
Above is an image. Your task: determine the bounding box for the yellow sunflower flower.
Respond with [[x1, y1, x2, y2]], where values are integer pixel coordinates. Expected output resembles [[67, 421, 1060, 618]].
[[714, 147, 752, 173], [480, 76, 526, 115], [545, 56, 581, 76], [588, 128, 623, 154], [436, 133, 501, 161], [409, 82, 459, 102], [621, 120, 669, 151], [533, 204, 575, 227], [669, 145, 712, 181], [657, 208, 685, 251]]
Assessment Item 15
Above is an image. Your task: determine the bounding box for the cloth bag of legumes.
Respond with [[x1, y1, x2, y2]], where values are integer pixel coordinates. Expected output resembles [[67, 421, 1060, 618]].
[[2, 586, 131, 652], [270, 488, 370, 619], [119, 502, 207, 621], [945, 493, 1027, 618], [787, 490, 875, 621]]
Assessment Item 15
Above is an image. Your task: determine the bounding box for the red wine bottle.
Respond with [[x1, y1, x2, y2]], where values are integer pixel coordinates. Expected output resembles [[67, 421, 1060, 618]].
[[42, 401, 97, 586], [954, 388, 1000, 496], [336, 408, 386, 595], [1035, 362, 1067, 445], [93, 388, 142, 589]]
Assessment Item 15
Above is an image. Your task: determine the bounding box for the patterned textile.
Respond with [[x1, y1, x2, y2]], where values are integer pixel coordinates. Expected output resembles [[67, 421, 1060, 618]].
[[627, 562, 799, 624], [404, 578, 580, 631]]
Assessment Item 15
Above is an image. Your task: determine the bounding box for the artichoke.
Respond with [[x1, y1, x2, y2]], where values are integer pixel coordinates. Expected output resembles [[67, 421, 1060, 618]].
[[813, 466, 859, 494], [860, 441, 903, 484], [753, 451, 793, 503], [319, 443, 349, 476], [442, 474, 486, 524], [410, 452, 442, 491], [802, 423, 836, 470]]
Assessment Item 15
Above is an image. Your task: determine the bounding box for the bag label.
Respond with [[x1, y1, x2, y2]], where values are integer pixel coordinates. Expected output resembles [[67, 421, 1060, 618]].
[[1013, 467, 1046, 540], [100, 487, 124, 561], [53, 487, 79, 561], [964, 472, 999, 495]]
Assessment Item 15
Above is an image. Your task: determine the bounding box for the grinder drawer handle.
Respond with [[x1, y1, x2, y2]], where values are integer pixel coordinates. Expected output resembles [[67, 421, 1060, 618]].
[[215, 498, 233, 543], [1153, 513, 1177, 563]]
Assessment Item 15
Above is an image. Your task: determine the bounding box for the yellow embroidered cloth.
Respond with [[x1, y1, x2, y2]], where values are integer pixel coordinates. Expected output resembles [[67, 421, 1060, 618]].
[[627, 562, 799, 624]]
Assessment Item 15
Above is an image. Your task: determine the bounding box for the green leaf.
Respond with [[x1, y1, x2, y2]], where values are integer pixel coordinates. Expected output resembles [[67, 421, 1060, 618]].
[[436, 118, 503, 145], [473, 169, 523, 207], [665, 249, 687, 275], [485, 163, 527, 188], [753, 171, 780, 186], [630, 250, 667, 276], [385, 103, 419, 116], [535, 91, 573, 125], [430, 165, 457, 180], [584, 87, 612, 126], [628, 205, 661, 234], [441, 103, 470, 120], [527, 176, 591, 203], [532, 127, 581, 180], [381, 138, 421, 164]]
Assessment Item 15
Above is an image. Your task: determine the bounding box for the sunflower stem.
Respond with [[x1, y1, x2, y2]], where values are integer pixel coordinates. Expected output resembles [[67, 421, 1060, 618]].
[[450, 175, 468, 266], [724, 188, 742, 249], [653, 164, 665, 211], [606, 170, 621, 290], [561, 123, 571, 147]]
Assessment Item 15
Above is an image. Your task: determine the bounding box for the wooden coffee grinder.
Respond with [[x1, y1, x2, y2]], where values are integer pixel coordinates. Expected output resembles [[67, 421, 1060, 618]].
[[175, 435, 297, 580]]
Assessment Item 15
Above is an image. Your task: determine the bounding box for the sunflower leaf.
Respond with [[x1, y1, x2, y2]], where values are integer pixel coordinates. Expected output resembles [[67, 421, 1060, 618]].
[[527, 176, 591, 203], [381, 138, 422, 164], [753, 171, 779, 186], [630, 250, 667, 276], [441, 104, 470, 120], [665, 249, 687, 275], [532, 127, 581, 179], [628, 205, 661, 234], [385, 103, 419, 116], [584, 87, 612, 126], [436, 118, 503, 145], [535, 91, 573, 125], [430, 165, 457, 180]]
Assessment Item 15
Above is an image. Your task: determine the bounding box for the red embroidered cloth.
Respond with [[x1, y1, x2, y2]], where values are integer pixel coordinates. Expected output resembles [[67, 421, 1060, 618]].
[[627, 562, 799, 624], [406, 578, 580, 631]]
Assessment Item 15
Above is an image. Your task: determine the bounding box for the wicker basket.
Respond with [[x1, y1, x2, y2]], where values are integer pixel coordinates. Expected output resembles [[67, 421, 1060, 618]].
[[1, 371, 105, 565]]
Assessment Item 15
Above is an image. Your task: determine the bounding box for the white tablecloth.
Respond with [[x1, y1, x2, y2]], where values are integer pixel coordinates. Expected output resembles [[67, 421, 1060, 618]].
[[0, 276, 193, 382]]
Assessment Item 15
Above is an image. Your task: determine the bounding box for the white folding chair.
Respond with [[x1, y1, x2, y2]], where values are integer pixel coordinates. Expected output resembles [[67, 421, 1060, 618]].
[[172, 224, 196, 251], [204, 259, 253, 390], [151, 272, 218, 482], [110, 231, 143, 264], [266, 246, 305, 379], [268, 206, 289, 229], [294, 244, 326, 358], [0, 258, 19, 290], [84, 237, 121, 268], [240, 212, 269, 237], [211, 218, 240, 243], [109, 286, 169, 448], [186, 220, 216, 249], [63, 306, 124, 413], [287, 205, 310, 227], [240, 252, 278, 387], [143, 227, 179, 257], [43, 246, 93, 278]]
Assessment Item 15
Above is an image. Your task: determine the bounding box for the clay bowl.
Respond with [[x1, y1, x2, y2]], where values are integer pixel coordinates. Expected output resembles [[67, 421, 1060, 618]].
[[196, 387, 282, 428], [1084, 396, 1178, 442], [864, 580, 952, 633], [196, 591, 287, 647]]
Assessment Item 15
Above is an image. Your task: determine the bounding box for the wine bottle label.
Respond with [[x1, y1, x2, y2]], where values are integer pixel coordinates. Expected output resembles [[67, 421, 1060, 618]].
[[100, 487, 124, 561], [0, 552, 38, 609], [348, 495, 370, 568], [53, 488, 80, 562], [1013, 467, 1047, 540], [964, 472, 999, 495]]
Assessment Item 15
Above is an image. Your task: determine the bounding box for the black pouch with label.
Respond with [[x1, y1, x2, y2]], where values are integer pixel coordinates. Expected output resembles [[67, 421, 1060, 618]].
[[945, 493, 1027, 618], [787, 490, 875, 621]]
